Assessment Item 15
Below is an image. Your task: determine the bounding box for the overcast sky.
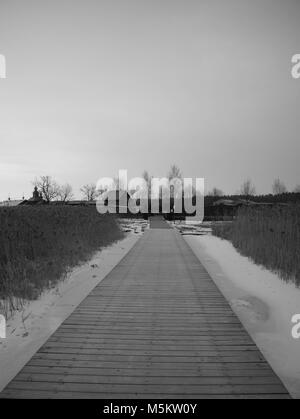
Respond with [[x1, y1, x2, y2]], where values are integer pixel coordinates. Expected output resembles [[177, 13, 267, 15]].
[[0, 0, 299, 200]]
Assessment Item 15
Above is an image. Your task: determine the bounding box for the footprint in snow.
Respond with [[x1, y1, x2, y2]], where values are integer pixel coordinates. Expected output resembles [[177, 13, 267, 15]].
[[231, 295, 269, 324]]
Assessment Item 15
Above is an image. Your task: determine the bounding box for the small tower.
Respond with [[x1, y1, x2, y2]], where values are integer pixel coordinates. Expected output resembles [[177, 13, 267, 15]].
[[32, 186, 40, 200]]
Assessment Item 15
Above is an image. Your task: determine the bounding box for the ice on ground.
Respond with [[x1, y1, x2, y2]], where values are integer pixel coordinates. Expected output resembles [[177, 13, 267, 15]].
[[118, 218, 149, 234], [185, 234, 300, 399], [170, 220, 212, 236]]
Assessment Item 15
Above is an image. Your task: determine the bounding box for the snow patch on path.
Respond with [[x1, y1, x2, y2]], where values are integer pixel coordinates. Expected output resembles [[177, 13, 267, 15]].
[[185, 234, 300, 399]]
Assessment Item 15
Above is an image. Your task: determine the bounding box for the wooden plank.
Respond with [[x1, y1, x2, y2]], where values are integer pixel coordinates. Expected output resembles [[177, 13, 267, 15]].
[[1, 389, 290, 399], [47, 339, 256, 346], [26, 358, 275, 370], [35, 349, 264, 358], [3, 380, 289, 397], [20, 365, 279, 378], [42, 342, 258, 351], [13, 373, 282, 386], [30, 353, 267, 362]]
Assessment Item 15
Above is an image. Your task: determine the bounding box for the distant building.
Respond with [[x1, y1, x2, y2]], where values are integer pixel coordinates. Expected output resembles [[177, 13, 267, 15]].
[[0, 198, 23, 207], [19, 187, 46, 206], [208, 198, 279, 219]]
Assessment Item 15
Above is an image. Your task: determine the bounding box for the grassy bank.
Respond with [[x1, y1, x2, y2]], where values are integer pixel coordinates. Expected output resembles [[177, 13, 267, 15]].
[[0, 207, 123, 317], [212, 205, 300, 286]]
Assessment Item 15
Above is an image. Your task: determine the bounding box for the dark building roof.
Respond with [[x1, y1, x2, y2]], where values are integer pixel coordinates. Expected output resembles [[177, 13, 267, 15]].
[[19, 187, 46, 205]]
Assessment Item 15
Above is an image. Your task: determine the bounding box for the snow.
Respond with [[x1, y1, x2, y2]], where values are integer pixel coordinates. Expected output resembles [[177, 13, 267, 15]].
[[185, 234, 300, 399], [0, 232, 140, 392], [167, 220, 212, 236], [119, 218, 149, 234]]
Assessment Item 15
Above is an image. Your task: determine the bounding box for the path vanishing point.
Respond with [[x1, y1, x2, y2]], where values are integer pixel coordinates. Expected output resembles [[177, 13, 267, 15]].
[[0, 216, 290, 399]]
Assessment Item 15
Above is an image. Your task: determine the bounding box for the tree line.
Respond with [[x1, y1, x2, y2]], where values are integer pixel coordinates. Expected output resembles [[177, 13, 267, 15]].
[[32, 176, 97, 203], [31, 168, 300, 203], [31, 165, 184, 202], [207, 178, 300, 197]]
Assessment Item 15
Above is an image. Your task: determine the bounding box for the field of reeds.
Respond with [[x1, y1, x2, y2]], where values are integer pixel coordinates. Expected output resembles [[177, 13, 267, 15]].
[[0, 207, 123, 317], [212, 204, 300, 286]]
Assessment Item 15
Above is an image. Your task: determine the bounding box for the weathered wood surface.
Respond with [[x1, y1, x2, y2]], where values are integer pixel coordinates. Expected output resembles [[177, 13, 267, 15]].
[[0, 216, 290, 398]]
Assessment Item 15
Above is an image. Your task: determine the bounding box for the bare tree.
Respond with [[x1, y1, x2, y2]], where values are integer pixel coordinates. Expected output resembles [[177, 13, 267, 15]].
[[240, 179, 256, 198], [80, 183, 97, 201], [208, 187, 223, 197], [33, 175, 59, 202], [113, 177, 123, 191], [142, 170, 152, 196], [142, 170, 151, 185], [293, 185, 300, 193], [168, 164, 182, 180], [57, 183, 74, 202], [272, 178, 287, 195]]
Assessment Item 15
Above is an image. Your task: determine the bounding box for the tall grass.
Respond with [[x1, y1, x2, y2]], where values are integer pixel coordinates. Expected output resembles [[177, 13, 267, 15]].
[[0, 207, 123, 317], [212, 205, 300, 286]]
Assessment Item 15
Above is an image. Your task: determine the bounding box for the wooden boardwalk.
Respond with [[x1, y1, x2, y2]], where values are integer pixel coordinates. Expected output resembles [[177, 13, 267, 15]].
[[0, 217, 290, 398]]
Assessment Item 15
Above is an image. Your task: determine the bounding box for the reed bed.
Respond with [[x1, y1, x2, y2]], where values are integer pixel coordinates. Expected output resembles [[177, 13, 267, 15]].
[[212, 204, 300, 286], [0, 206, 123, 317]]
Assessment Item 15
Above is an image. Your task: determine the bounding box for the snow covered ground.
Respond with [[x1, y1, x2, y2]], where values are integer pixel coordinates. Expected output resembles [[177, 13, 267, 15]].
[[118, 218, 149, 234], [0, 232, 140, 392], [170, 220, 212, 236], [185, 234, 300, 399]]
